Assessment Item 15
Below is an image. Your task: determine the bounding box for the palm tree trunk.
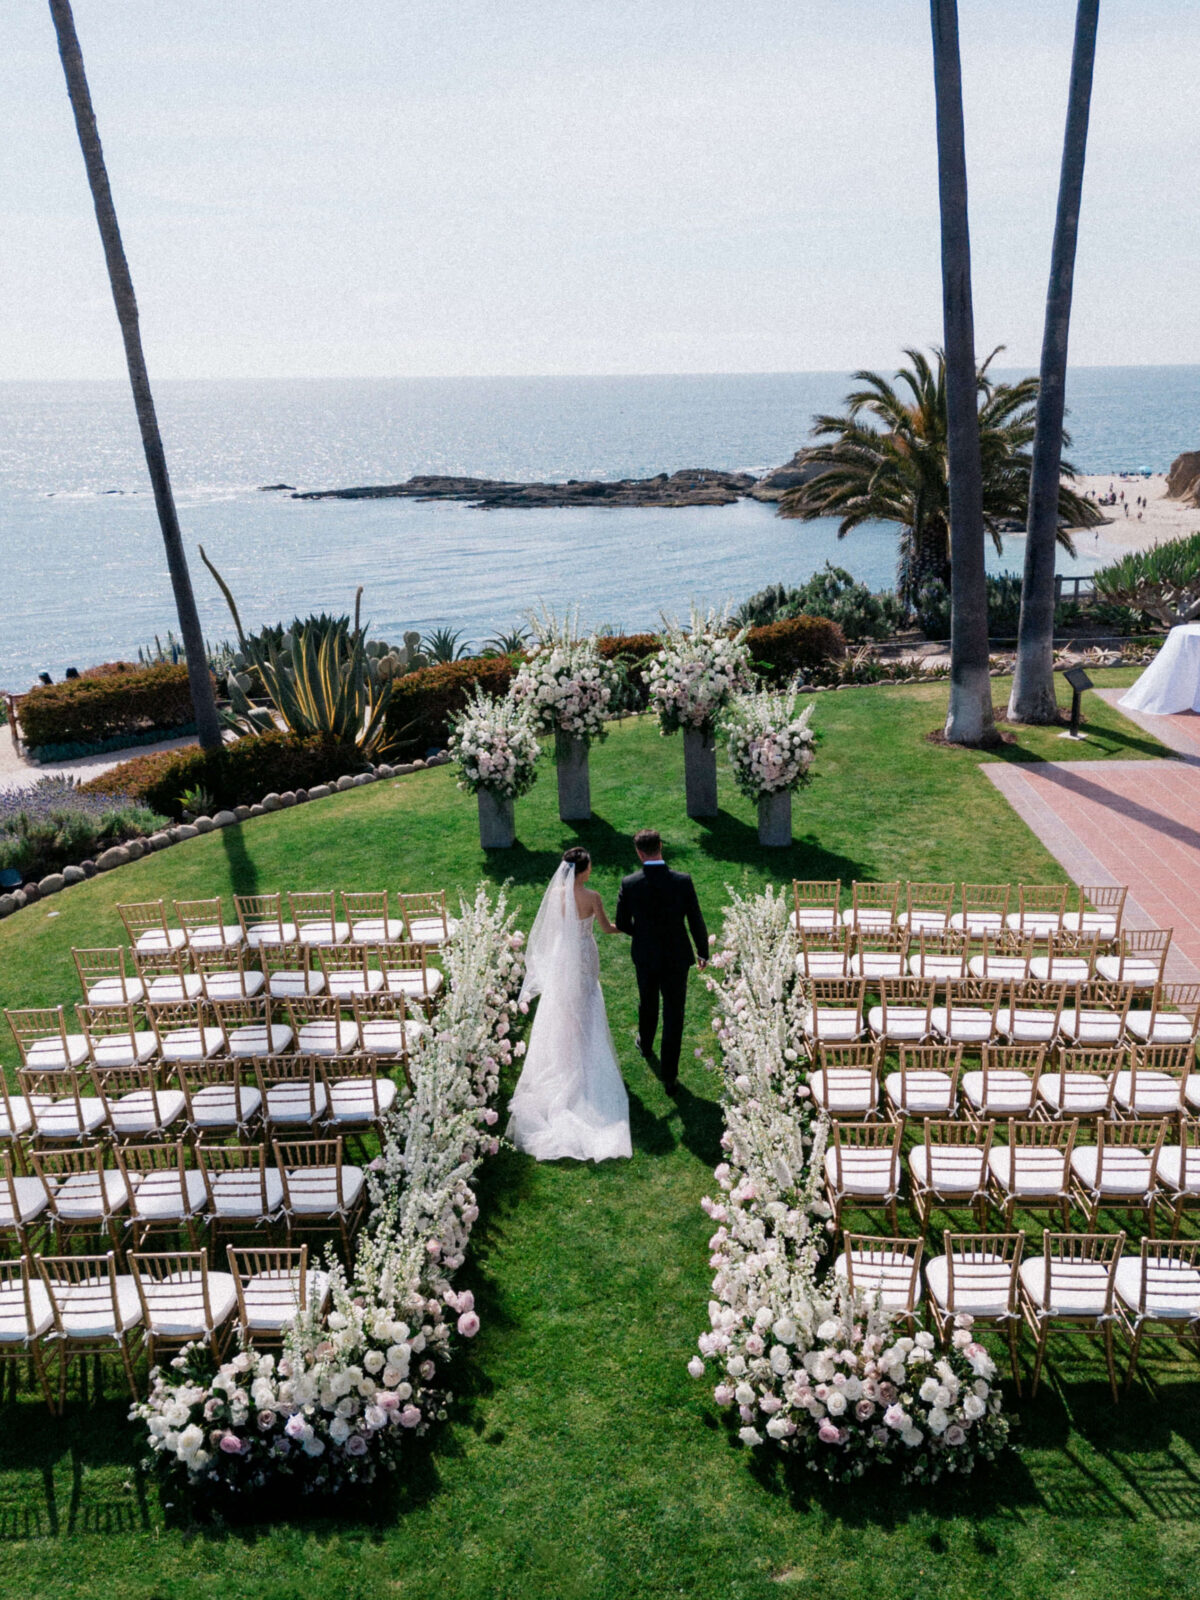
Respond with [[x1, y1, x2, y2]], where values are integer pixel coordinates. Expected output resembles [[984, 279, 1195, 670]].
[[1009, 0, 1100, 724], [48, 0, 223, 751], [930, 0, 994, 745]]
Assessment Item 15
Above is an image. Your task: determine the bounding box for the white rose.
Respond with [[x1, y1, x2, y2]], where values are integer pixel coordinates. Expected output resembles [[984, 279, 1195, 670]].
[[772, 1317, 797, 1345], [900, 1427, 924, 1448], [927, 1407, 950, 1435], [963, 1394, 986, 1420], [919, 1377, 941, 1404], [825, 1390, 847, 1416], [734, 1383, 755, 1406]]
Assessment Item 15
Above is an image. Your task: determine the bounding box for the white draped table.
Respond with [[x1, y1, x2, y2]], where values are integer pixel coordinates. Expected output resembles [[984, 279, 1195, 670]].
[[1119, 623, 1200, 715]]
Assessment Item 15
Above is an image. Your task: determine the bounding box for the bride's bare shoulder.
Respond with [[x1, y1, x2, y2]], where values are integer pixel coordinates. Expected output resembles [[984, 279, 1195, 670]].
[[575, 884, 603, 917]]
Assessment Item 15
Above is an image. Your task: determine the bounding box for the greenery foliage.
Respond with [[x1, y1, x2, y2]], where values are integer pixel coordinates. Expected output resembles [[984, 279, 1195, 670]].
[[80, 731, 360, 819], [747, 615, 846, 681], [1091, 530, 1200, 626], [778, 347, 1102, 598], [0, 778, 165, 879], [736, 565, 910, 641], [14, 662, 199, 754], [386, 656, 519, 754]]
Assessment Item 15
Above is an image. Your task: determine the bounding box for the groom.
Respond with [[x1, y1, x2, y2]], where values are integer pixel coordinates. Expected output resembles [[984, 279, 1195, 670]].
[[615, 828, 709, 1093]]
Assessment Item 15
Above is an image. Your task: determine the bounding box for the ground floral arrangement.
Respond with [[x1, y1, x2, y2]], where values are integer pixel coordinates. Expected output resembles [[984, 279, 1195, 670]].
[[510, 613, 619, 746], [689, 887, 1009, 1484], [448, 685, 543, 800], [648, 608, 753, 738], [723, 684, 816, 801], [135, 884, 526, 1498]]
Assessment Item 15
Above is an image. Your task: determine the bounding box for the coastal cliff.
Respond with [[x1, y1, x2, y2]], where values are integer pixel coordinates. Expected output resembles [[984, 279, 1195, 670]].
[[292, 468, 757, 509]]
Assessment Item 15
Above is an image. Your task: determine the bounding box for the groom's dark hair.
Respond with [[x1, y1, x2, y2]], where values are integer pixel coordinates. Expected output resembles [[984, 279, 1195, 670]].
[[562, 847, 591, 873], [634, 828, 661, 856]]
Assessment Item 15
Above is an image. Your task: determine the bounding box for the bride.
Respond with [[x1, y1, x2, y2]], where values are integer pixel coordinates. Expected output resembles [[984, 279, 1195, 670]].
[[506, 847, 632, 1162]]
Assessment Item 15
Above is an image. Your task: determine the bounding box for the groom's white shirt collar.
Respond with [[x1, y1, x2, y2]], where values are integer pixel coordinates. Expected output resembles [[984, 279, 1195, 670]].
[[641, 858, 666, 866]]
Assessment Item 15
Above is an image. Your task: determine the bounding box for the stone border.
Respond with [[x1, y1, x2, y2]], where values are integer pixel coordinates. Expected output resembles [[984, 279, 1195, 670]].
[[0, 753, 452, 922]]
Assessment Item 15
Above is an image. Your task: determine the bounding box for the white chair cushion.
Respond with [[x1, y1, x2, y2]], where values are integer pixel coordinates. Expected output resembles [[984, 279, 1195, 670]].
[[0, 1098, 35, 1138], [328, 1076, 399, 1123], [898, 910, 949, 934], [264, 1082, 329, 1123], [53, 1274, 143, 1335], [130, 1168, 208, 1220], [1029, 957, 1091, 984], [27, 1035, 89, 1071], [297, 1021, 359, 1056], [1112, 1071, 1181, 1116], [808, 1070, 876, 1116], [1094, 956, 1160, 987], [51, 1169, 130, 1219], [1059, 1010, 1124, 1045], [968, 957, 1029, 981], [795, 953, 850, 978], [995, 1008, 1060, 1045], [793, 907, 838, 931], [833, 1251, 920, 1311], [1005, 913, 1063, 936], [925, 1254, 1015, 1317], [349, 917, 405, 943], [1157, 1146, 1200, 1195], [823, 1147, 897, 1195], [406, 916, 456, 944], [931, 1008, 995, 1044], [988, 1146, 1069, 1196], [284, 1164, 365, 1214], [146, 975, 204, 1003], [1036, 1073, 1110, 1116], [840, 910, 893, 932], [86, 978, 146, 1007], [93, 1031, 160, 1068], [202, 971, 266, 1001], [208, 1168, 284, 1217], [110, 1088, 187, 1135], [357, 1021, 424, 1057], [849, 955, 906, 979], [246, 922, 299, 947], [190, 1084, 262, 1128], [297, 920, 350, 948], [868, 1004, 931, 1041], [161, 1028, 225, 1063], [1114, 1257, 1200, 1321], [383, 968, 442, 997], [1070, 1145, 1154, 1194], [908, 1145, 987, 1195], [268, 971, 326, 998], [803, 1011, 862, 1042], [34, 1097, 108, 1139], [884, 1070, 955, 1115], [0, 1280, 53, 1341], [950, 911, 1004, 933], [185, 925, 244, 951], [143, 1271, 238, 1336], [227, 1024, 294, 1058], [0, 1176, 50, 1226], [1020, 1255, 1112, 1316], [240, 1270, 329, 1331], [962, 1070, 1035, 1115], [1063, 911, 1119, 939], [326, 970, 384, 998], [908, 954, 967, 980], [1125, 1011, 1195, 1046], [134, 929, 187, 953]]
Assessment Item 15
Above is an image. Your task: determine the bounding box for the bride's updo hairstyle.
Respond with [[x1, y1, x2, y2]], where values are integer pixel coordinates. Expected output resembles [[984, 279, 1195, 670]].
[[562, 847, 591, 874]]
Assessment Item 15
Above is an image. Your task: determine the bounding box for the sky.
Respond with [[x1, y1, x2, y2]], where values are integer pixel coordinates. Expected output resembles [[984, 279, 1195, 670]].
[[0, 0, 1195, 381]]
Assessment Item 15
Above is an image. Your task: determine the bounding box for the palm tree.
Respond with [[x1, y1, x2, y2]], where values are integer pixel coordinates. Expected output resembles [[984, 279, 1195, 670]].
[[778, 348, 1098, 600], [1009, 0, 1101, 725], [47, 0, 222, 751]]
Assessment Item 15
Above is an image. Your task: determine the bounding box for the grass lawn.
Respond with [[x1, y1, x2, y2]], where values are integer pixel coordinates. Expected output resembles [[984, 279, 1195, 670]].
[[0, 667, 1195, 1600]]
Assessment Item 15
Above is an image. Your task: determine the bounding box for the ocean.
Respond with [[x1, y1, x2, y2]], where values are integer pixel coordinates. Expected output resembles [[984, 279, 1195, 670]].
[[2, 367, 1198, 691]]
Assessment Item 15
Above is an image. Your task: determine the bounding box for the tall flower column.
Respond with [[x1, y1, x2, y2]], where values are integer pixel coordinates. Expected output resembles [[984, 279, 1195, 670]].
[[511, 615, 618, 822], [448, 687, 541, 849], [649, 609, 751, 820], [722, 684, 815, 847]]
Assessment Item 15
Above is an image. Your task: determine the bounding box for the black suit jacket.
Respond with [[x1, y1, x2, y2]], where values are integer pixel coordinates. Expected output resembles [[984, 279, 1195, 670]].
[[615, 864, 709, 973]]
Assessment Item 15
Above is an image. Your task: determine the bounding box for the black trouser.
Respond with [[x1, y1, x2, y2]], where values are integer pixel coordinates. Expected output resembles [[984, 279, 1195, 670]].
[[635, 962, 689, 1081]]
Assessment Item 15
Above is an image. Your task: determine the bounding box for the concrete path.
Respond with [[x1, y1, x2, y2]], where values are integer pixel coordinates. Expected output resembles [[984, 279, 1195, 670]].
[[0, 727, 198, 794], [985, 753, 1200, 982]]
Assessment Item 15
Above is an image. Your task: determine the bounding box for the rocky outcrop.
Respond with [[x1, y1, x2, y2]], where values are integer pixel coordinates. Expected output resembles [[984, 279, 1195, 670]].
[[746, 452, 830, 502], [293, 468, 757, 509], [1166, 451, 1200, 506]]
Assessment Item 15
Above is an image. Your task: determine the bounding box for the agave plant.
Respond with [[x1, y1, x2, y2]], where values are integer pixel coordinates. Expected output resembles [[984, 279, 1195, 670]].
[[421, 626, 471, 664], [481, 626, 531, 658], [1091, 532, 1200, 627], [224, 616, 405, 757]]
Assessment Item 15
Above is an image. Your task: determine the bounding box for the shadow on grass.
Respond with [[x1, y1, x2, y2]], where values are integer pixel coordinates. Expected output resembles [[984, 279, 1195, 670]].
[[987, 720, 1174, 765], [219, 815, 260, 897], [0, 1397, 151, 1539], [693, 810, 872, 883]]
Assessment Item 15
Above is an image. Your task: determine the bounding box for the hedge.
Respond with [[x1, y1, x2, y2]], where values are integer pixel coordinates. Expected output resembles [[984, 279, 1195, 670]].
[[385, 657, 518, 755], [746, 615, 845, 680], [81, 732, 361, 820], [16, 662, 201, 755]]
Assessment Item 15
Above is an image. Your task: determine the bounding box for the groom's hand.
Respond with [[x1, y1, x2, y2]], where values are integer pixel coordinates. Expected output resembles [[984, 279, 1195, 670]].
[[697, 959, 708, 970]]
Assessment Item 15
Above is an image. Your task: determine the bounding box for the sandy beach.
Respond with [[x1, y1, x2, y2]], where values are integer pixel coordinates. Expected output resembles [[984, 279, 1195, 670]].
[[1071, 472, 1200, 556]]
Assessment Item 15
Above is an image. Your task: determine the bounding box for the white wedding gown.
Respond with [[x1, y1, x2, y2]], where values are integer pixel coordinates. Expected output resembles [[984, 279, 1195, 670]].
[[506, 864, 632, 1163]]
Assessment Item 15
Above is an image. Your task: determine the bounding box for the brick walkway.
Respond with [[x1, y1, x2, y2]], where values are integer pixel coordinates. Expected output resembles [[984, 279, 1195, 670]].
[[985, 755, 1200, 982]]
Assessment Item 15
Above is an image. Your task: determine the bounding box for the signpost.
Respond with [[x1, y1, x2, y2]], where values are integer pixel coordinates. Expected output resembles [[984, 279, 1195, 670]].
[[1062, 664, 1093, 740]]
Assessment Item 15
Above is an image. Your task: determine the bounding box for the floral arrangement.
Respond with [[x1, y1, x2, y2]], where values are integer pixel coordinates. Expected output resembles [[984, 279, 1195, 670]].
[[647, 608, 752, 739], [133, 884, 527, 1498], [448, 686, 542, 799], [690, 886, 1009, 1485], [510, 612, 618, 747], [722, 684, 815, 801]]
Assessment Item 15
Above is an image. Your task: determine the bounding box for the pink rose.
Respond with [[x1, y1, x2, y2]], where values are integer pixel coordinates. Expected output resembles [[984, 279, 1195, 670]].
[[345, 1434, 368, 1456], [399, 1405, 422, 1428], [426, 1239, 441, 1258], [376, 1390, 400, 1413], [218, 1433, 244, 1455], [456, 1290, 475, 1313], [713, 1384, 734, 1406], [855, 1400, 876, 1422], [284, 1414, 308, 1439], [818, 1420, 843, 1444], [945, 1424, 966, 1446], [483, 1108, 499, 1126], [457, 1311, 481, 1338]]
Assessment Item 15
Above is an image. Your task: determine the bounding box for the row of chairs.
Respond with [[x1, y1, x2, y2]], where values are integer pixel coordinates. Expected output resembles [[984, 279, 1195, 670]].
[[69, 937, 444, 1010], [810, 1042, 1200, 1124], [0, 1246, 329, 1412], [7, 992, 430, 1077], [0, 1136, 366, 1259], [802, 977, 1200, 1051], [824, 1116, 1200, 1238], [835, 1228, 1199, 1400], [797, 926, 1173, 988], [793, 880, 1129, 941], [118, 890, 456, 954], [0, 1053, 399, 1152]]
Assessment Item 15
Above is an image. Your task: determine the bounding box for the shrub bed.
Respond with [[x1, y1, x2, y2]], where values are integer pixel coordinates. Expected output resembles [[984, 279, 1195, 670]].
[[747, 615, 846, 680], [598, 632, 661, 710], [0, 780, 166, 880], [81, 732, 360, 820], [16, 662, 201, 758], [385, 657, 518, 755]]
